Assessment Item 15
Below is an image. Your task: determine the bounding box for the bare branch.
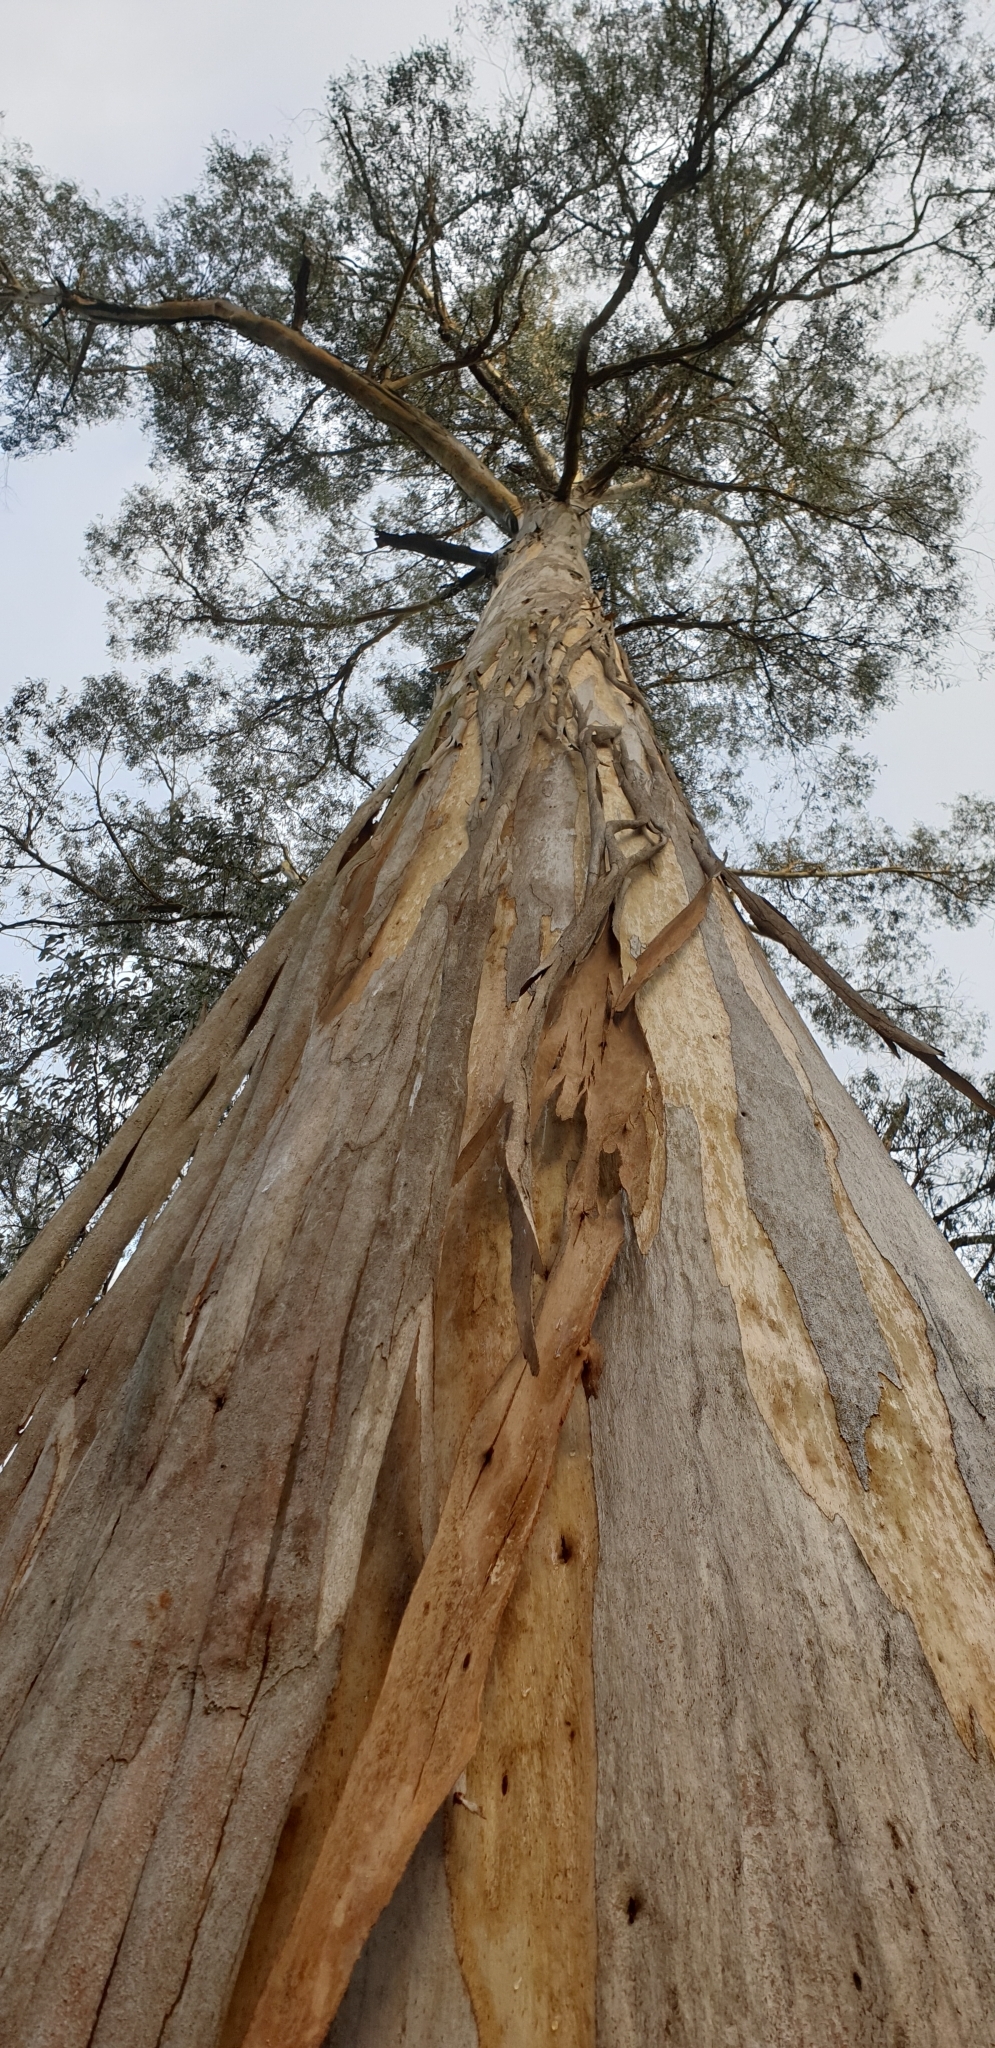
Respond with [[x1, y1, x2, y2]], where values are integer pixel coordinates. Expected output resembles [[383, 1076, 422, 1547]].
[[373, 527, 498, 571], [290, 252, 311, 333], [615, 608, 762, 641], [365, 213, 424, 373], [713, 866, 995, 1120], [735, 863, 980, 902]]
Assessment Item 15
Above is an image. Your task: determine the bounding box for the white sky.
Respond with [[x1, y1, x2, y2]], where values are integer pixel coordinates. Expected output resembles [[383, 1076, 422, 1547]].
[[2, 0, 995, 1052]]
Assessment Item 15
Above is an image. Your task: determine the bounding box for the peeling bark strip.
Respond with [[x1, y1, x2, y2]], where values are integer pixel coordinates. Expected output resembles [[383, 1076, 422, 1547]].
[[722, 869, 995, 1119], [1, 504, 995, 2046], [611, 876, 711, 1012]]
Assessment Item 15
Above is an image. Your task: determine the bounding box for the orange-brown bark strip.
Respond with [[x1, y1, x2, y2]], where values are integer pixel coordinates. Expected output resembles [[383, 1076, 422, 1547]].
[[447, 1382, 599, 2048], [440, 995, 601, 2044], [612, 875, 711, 1012], [240, 1203, 624, 2048], [220, 1343, 429, 2048], [239, 912, 662, 2047]]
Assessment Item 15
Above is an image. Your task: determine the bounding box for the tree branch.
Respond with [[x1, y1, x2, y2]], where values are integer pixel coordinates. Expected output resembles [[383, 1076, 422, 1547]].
[[290, 252, 311, 332], [735, 863, 980, 900], [715, 866, 995, 1119], [367, 193, 562, 492], [39, 287, 523, 536], [615, 608, 762, 640], [557, 0, 816, 500], [373, 527, 498, 571], [364, 213, 423, 372]]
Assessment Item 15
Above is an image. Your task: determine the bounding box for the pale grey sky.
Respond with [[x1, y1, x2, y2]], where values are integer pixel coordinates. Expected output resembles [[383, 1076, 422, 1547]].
[[2, 0, 995, 1048]]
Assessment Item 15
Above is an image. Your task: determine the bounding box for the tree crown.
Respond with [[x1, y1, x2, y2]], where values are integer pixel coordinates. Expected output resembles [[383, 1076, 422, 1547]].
[[2, 0, 995, 1289]]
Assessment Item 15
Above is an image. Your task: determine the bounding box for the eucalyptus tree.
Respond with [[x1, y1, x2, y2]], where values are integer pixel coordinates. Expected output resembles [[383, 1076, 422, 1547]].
[[3, 3, 995, 2042]]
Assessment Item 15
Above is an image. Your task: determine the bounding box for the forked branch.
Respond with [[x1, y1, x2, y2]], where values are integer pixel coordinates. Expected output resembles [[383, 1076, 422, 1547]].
[[556, 0, 816, 499]]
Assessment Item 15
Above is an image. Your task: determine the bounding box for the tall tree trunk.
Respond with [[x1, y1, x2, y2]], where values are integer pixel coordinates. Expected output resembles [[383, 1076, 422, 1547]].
[[1, 503, 994, 2047]]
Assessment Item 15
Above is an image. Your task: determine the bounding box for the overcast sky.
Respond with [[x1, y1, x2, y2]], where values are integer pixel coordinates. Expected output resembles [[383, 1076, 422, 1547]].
[[2, 0, 995, 1046]]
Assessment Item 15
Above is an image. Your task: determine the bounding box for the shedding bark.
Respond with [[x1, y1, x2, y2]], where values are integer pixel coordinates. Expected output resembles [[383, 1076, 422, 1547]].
[[1, 505, 995, 2047]]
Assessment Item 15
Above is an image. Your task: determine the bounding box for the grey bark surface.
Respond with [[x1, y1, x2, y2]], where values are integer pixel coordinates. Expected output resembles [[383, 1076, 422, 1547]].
[[704, 919, 898, 1479], [0, 727, 499, 2045], [325, 1816, 478, 2048], [755, 945, 995, 1547], [591, 1108, 995, 2048]]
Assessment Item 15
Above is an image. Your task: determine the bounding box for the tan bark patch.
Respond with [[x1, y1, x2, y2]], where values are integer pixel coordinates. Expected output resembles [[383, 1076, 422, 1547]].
[[626, 846, 995, 1754], [238, 875, 659, 2045], [239, 1201, 623, 2048], [447, 1384, 598, 2048], [459, 890, 520, 1153], [323, 720, 482, 1025]]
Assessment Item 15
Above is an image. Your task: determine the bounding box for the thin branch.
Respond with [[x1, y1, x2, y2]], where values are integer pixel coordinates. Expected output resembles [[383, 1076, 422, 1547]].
[[290, 252, 311, 333], [557, 0, 816, 499], [61, 320, 96, 413], [583, 201, 973, 405], [373, 171, 564, 491], [734, 863, 981, 900], [141, 563, 487, 641], [713, 865, 995, 1119], [638, 459, 895, 538], [365, 213, 424, 374], [89, 745, 178, 909], [235, 387, 323, 511], [586, 292, 773, 400], [615, 608, 764, 641]]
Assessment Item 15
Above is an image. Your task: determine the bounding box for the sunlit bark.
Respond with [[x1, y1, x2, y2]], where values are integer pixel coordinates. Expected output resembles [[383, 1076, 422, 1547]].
[[1, 505, 994, 2047]]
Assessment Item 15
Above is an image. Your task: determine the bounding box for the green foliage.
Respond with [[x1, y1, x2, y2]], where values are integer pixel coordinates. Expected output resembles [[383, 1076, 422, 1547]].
[[735, 769, 995, 1041], [852, 1063, 995, 1303], [2, 0, 995, 1285], [0, 664, 378, 1271]]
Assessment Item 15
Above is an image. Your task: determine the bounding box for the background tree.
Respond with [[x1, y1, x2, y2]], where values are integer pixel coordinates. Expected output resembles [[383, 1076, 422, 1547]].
[[3, 3, 995, 2042]]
